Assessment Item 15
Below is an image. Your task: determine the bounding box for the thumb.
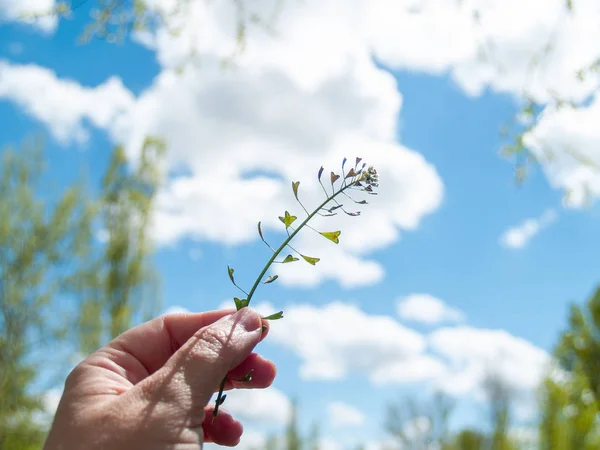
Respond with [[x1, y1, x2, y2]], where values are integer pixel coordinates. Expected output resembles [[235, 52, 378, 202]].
[[137, 307, 263, 414]]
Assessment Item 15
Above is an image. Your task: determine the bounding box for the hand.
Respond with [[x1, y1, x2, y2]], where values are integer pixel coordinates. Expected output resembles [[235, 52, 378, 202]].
[[43, 308, 276, 449]]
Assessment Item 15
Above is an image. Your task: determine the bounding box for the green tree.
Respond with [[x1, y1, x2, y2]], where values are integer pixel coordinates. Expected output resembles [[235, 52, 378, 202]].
[[482, 372, 516, 450], [537, 286, 600, 450], [538, 376, 570, 450], [75, 138, 164, 354], [385, 392, 454, 450], [286, 398, 302, 450], [453, 429, 485, 450], [0, 142, 94, 449], [307, 421, 320, 450]]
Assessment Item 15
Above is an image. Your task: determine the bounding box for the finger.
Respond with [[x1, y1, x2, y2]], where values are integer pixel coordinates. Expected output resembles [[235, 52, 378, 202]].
[[201, 406, 243, 446], [106, 308, 269, 378], [71, 308, 269, 389], [222, 353, 276, 391], [135, 308, 263, 413]]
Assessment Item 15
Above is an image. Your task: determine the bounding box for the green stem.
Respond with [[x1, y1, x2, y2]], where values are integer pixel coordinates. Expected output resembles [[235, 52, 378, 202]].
[[246, 181, 354, 304], [212, 376, 228, 422]]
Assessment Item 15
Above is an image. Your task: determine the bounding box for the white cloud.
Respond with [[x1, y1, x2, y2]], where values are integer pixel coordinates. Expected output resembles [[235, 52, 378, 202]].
[[160, 305, 190, 316], [32, 387, 62, 426], [0, 0, 447, 289], [511, 427, 539, 450], [266, 301, 427, 381], [500, 209, 557, 249], [0, 60, 134, 145], [131, 0, 600, 210], [264, 301, 549, 418], [216, 386, 291, 425], [0, 0, 57, 33], [397, 294, 465, 325], [328, 401, 366, 428], [318, 438, 345, 450], [402, 416, 432, 443], [10, 0, 600, 280], [525, 97, 600, 207], [204, 429, 267, 450], [370, 354, 447, 385], [428, 326, 551, 399]]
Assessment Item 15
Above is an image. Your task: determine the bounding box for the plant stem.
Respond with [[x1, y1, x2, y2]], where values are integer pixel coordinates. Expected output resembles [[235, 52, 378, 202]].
[[212, 375, 229, 422], [214, 178, 357, 420], [245, 181, 354, 304]]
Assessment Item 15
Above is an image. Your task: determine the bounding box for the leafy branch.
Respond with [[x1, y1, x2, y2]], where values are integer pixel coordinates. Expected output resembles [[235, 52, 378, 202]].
[[212, 157, 379, 420]]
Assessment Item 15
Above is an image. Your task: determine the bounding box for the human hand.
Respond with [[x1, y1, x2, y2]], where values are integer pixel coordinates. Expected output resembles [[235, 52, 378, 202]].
[[43, 308, 276, 449]]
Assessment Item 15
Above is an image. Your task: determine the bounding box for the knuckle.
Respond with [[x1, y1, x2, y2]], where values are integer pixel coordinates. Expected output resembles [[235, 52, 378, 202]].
[[192, 326, 232, 361]]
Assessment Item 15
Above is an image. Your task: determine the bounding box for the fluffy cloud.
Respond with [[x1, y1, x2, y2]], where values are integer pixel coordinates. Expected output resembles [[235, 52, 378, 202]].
[[396, 294, 465, 325], [159, 305, 190, 316], [0, 0, 57, 32], [500, 209, 558, 249], [327, 401, 366, 428], [134, 0, 600, 208], [205, 430, 267, 450], [217, 386, 292, 425], [525, 98, 600, 207], [265, 301, 550, 415], [7, 0, 600, 281], [0, 61, 134, 144], [0, 47, 443, 288], [429, 326, 551, 397], [266, 301, 427, 381]]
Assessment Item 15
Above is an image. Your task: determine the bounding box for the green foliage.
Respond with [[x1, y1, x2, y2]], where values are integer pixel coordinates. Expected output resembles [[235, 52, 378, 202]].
[[286, 398, 302, 450], [536, 285, 600, 450], [482, 372, 515, 450], [262, 311, 284, 321], [385, 392, 454, 449], [0, 141, 95, 448], [74, 138, 164, 353], [454, 429, 486, 450], [319, 231, 341, 244]]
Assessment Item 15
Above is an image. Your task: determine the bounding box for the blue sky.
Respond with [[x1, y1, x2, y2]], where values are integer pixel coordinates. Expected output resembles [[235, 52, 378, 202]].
[[3, 0, 600, 448]]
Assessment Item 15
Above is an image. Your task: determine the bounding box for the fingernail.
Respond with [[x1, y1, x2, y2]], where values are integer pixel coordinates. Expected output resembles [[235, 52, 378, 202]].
[[233, 308, 261, 333]]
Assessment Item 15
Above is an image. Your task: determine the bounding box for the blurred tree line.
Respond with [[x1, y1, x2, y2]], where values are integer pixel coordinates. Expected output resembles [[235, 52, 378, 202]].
[[0, 138, 163, 449]]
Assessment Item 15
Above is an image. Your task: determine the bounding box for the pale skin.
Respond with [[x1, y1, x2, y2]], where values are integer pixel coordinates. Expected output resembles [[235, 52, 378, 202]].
[[43, 307, 277, 449]]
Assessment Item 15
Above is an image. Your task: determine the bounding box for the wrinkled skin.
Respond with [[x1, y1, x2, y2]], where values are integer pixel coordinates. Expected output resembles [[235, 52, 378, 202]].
[[44, 308, 276, 450]]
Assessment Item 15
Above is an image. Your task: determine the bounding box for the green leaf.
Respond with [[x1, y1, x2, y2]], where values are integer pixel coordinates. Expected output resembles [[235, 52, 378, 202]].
[[318, 166, 324, 181], [566, 0, 573, 10], [257, 221, 265, 241], [292, 181, 300, 200], [355, 157, 362, 167], [301, 254, 320, 265], [263, 311, 284, 320], [346, 168, 357, 178], [320, 231, 341, 244], [217, 394, 227, 405], [282, 254, 299, 263], [330, 172, 340, 184], [278, 211, 297, 228], [241, 369, 254, 382], [356, 200, 368, 205], [327, 204, 343, 212], [227, 265, 235, 284], [263, 275, 279, 284], [234, 297, 249, 311]]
